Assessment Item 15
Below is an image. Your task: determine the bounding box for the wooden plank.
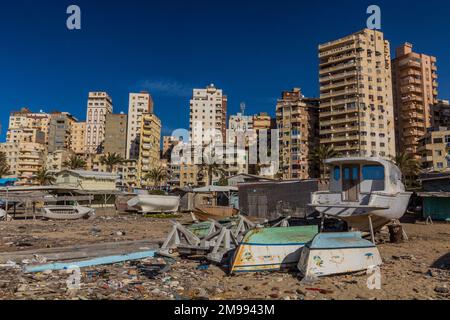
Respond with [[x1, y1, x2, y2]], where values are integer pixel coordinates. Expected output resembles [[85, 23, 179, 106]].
[[0, 239, 162, 263], [24, 250, 156, 273]]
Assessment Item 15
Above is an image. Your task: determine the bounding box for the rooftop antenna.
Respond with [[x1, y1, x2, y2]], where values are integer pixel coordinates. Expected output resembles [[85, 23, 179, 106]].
[[240, 102, 246, 115]]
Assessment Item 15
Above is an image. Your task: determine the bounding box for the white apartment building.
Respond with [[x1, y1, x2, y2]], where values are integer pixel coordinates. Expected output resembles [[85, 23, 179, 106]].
[[189, 84, 227, 147], [85, 92, 113, 154], [126, 92, 154, 159]]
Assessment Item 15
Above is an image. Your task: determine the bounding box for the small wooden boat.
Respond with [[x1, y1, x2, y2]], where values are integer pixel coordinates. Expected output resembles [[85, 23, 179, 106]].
[[298, 232, 382, 277], [0, 209, 6, 220], [42, 205, 95, 220], [127, 195, 180, 213], [230, 225, 319, 273], [194, 206, 239, 222]]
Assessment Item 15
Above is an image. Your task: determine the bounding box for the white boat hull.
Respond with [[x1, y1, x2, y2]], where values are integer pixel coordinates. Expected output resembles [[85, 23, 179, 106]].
[[312, 192, 412, 231], [0, 209, 6, 220], [127, 195, 180, 213], [42, 206, 95, 220], [299, 247, 382, 277], [298, 232, 383, 277]]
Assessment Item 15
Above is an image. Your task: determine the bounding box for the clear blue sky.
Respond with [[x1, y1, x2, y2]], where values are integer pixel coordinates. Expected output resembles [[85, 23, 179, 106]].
[[1, 0, 449, 141]]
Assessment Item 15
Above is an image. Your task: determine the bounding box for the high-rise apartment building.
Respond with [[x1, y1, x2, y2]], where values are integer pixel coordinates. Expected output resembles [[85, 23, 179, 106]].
[[127, 92, 154, 159], [48, 112, 77, 153], [71, 122, 86, 155], [392, 43, 438, 156], [104, 113, 128, 158], [276, 88, 319, 180], [319, 29, 396, 158], [137, 113, 161, 186], [85, 92, 113, 154], [189, 84, 227, 146]]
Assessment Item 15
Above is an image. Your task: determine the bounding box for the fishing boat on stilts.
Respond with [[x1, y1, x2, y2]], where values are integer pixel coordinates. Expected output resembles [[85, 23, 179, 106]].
[[309, 157, 412, 238]]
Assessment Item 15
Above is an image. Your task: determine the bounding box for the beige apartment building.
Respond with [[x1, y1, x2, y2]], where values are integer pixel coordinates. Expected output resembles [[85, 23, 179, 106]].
[[104, 113, 128, 158], [319, 29, 396, 159], [46, 149, 75, 171], [190, 84, 227, 146], [127, 92, 154, 159], [85, 92, 113, 154], [276, 88, 319, 180], [8, 108, 50, 144], [418, 128, 450, 171], [0, 141, 46, 185], [392, 43, 438, 156], [71, 122, 86, 155], [137, 113, 162, 187]]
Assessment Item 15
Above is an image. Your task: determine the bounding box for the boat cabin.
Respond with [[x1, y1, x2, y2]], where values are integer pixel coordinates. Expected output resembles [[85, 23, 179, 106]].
[[326, 157, 404, 203]]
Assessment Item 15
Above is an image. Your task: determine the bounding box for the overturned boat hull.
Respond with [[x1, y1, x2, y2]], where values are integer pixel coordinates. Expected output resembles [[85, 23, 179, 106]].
[[194, 206, 239, 221], [127, 195, 180, 213], [230, 225, 319, 273], [42, 206, 95, 220], [298, 232, 382, 277]]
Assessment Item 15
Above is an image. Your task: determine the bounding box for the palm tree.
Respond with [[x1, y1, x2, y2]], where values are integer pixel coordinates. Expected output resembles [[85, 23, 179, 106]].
[[144, 167, 167, 188], [0, 152, 10, 178], [100, 153, 125, 172], [391, 152, 421, 188], [197, 143, 227, 186], [63, 155, 87, 170], [35, 168, 56, 186], [309, 145, 338, 180]]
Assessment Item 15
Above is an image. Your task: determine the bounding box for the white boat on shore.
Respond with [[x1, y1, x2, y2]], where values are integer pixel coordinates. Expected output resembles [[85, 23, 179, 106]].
[[309, 157, 412, 233], [127, 195, 180, 213], [42, 205, 95, 220], [0, 209, 6, 220]]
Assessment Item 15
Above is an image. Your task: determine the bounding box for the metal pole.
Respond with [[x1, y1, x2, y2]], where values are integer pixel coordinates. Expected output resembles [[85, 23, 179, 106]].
[[368, 215, 375, 244]]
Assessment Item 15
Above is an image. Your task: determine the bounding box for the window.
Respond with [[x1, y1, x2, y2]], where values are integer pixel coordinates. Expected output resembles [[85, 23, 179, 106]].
[[362, 165, 385, 180], [333, 166, 340, 181]]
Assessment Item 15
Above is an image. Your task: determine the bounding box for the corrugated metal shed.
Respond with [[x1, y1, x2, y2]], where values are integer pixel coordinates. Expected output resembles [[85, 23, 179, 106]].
[[238, 180, 327, 220]]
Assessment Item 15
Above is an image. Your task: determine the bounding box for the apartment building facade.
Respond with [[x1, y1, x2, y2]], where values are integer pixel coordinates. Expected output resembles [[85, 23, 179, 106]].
[[7, 108, 50, 144], [104, 113, 128, 158], [189, 84, 227, 146], [137, 113, 162, 187], [418, 128, 450, 171], [127, 92, 154, 159], [431, 100, 450, 129], [319, 29, 396, 159], [71, 122, 86, 155], [85, 92, 113, 154], [276, 88, 319, 180], [392, 43, 438, 156], [48, 112, 77, 153]]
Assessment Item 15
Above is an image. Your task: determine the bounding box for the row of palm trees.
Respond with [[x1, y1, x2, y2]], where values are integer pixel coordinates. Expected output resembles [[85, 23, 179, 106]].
[[0, 147, 424, 189]]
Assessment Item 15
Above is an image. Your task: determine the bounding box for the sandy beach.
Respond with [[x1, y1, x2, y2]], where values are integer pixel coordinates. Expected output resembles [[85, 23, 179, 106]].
[[0, 213, 448, 300]]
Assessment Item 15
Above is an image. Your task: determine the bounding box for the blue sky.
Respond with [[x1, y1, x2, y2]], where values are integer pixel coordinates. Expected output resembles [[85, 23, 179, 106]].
[[1, 0, 449, 141]]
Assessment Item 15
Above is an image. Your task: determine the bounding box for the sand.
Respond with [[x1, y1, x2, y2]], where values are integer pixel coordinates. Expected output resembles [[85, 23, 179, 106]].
[[0, 213, 448, 300]]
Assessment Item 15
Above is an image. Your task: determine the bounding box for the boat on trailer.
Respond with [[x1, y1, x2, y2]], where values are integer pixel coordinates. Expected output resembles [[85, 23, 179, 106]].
[[309, 157, 412, 233], [230, 225, 319, 273], [42, 205, 95, 220], [127, 195, 180, 214], [298, 232, 382, 277]]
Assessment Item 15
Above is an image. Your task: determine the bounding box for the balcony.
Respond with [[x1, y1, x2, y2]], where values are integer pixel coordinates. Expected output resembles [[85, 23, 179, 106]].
[[321, 134, 359, 144], [321, 88, 358, 99], [320, 116, 359, 126], [321, 125, 359, 135], [320, 61, 356, 74], [320, 71, 358, 83]]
